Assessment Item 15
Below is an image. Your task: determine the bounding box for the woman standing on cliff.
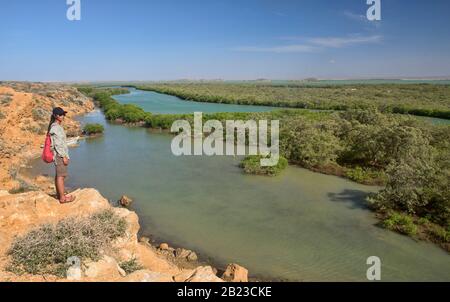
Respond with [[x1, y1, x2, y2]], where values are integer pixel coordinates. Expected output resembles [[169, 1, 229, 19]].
[[48, 107, 76, 204]]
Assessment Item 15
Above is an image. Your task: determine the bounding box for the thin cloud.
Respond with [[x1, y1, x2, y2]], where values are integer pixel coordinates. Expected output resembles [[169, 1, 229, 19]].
[[278, 36, 304, 41], [275, 12, 287, 17], [309, 35, 383, 48], [343, 10, 367, 22], [343, 10, 382, 29], [232, 45, 318, 53], [232, 35, 383, 53]]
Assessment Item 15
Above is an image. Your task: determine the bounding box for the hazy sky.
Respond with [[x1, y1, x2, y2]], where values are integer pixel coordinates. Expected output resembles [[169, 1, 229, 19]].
[[1, 0, 450, 81]]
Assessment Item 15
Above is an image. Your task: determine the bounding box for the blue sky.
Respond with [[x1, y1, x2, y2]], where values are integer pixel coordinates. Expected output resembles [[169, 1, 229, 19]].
[[1, 0, 450, 81]]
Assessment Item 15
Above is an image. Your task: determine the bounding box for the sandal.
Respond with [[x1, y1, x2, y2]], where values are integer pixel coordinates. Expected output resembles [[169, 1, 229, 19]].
[[60, 195, 76, 204]]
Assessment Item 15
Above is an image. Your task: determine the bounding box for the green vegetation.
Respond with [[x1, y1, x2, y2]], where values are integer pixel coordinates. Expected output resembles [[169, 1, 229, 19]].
[[344, 167, 386, 185], [77, 86, 449, 249], [7, 209, 127, 277], [0, 93, 13, 105], [380, 211, 450, 251], [429, 225, 450, 244], [240, 155, 288, 176], [7, 172, 39, 194], [31, 107, 49, 121], [76, 86, 129, 97], [382, 212, 418, 236], [76, 86, 152, 123], [83, 123, 105, 135], [91, 91, 149, 123], [119, 258, 144, 275], [136, 83, 450, 119]]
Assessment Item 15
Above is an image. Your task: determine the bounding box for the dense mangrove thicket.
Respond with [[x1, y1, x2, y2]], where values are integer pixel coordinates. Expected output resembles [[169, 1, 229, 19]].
[[135, 83, 450, 119], [79, 87, 450, 250]]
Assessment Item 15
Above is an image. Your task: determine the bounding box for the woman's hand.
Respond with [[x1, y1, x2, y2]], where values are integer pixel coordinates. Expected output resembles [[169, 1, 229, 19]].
[[63, 157, 70, 166]]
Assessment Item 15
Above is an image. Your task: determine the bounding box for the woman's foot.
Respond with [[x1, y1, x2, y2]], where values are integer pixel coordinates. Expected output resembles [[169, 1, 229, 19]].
[[60, 194, 76, 204]]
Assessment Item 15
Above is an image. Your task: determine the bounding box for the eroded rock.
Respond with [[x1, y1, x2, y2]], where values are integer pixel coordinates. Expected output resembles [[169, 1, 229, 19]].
[[84, 256, 122, 280], [118, 195, 133, 207], [175, 248, 198, 261], [221, 263, 248, 282], [159, 243, 170, 250], [185, 266, 223, 282]]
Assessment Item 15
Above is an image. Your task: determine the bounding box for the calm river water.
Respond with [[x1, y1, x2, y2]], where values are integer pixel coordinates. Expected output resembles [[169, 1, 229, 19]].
[[25, 89, 450, 281]]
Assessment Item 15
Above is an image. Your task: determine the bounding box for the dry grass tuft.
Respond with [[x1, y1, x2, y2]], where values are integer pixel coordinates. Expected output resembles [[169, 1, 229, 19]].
[[7, 209, 127, 277]]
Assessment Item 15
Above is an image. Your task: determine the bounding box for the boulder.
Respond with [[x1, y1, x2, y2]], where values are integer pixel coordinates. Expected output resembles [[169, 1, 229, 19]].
[[175, 248, 198, 261], [173, 269, 195, 282], [139, 236, 150, 244], [221, 263, 248, 282], [118, 195, 133, 207], [84, 256, 122, 280], [159, 243, 170, 250], [185, 266, 223, 282], [187, 251, 198, 262], [175, 248, 191, 259]]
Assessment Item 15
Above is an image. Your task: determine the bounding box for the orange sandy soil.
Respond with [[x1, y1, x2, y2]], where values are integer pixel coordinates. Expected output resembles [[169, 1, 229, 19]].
[[0, 83, 94, 191]]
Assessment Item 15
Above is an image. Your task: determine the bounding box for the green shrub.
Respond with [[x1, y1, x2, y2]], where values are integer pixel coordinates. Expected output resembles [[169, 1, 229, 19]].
[[417, 217, 430, 226], [88, 91, 147, 124], [429, 225, 450, 243], [119, 104, 146, 123], [280, 119, 342, 168], [0, 94, 12, 105], [77, 87, 129, 97], [7, 209, 127, 277], [31, 107, 49, 122], [83, 123, 104, 135], [7, 178, 38, 194], [240, 155, 288, 176], [345, 166, 386, 184], [382, 212, 418, 236], [119, 258, 143, 275]]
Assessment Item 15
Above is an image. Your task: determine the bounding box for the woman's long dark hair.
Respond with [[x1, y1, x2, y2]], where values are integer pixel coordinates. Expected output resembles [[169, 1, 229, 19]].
[[47, 114, 56, 134]]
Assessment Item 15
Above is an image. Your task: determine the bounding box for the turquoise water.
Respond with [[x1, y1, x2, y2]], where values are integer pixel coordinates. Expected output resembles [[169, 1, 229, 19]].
[[114, 88, 450, 125], [113, 88, 278, 114], [416, 116, 450, 126], [25, 91, 450, 282]]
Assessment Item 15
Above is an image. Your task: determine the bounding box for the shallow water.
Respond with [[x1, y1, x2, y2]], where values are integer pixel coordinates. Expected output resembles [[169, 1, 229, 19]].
[[114, 88, 450, 125], [25, 90, 450, 281], [113, 88, 278, 114]]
